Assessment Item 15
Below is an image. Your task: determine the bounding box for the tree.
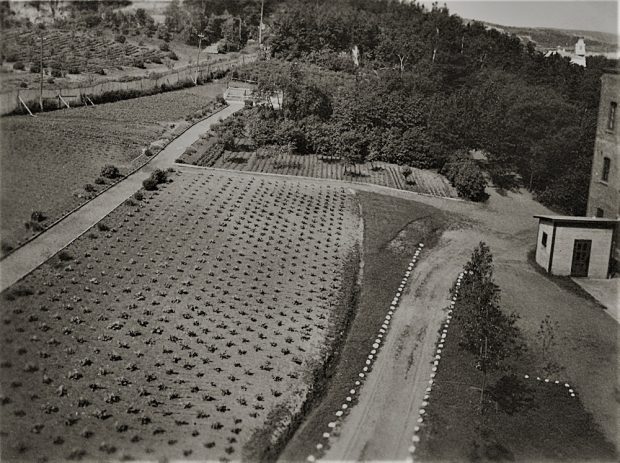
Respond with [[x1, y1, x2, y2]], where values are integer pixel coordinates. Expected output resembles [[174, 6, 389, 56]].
[[456, 243, 525, 412]]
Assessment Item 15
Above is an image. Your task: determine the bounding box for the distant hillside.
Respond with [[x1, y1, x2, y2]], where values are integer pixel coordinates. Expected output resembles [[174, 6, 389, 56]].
[[479, 22, 619, 53]]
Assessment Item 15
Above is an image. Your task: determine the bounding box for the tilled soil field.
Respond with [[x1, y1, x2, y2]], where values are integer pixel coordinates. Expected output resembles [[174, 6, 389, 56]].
[[0, 171, 360, 461], [0, 82, 226, 253]]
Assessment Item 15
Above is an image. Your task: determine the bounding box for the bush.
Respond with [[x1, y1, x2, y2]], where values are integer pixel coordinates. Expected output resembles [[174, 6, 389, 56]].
[[84, 183, 96, 192], [13, 61, 25, 71], [19, 81, 28, 88], [216, 94, 226, 106], [97, 222, 109, 232], [31, 211, 46, 222], [402, 166, 412, 179], [454, 163, 487, 201], [94, 177, 106, 185], [133, 191, 144, 201], [30, 63, 41, 74], [169, 51, 178, 61], [101, 164, 120, 179], [142, 169, 168, 191], [51, 68, 62, 78], [142, 177, 158, 191], [47, 77, 55, 84], [159, 42, 170, 52], [115, 35, 127, 44]]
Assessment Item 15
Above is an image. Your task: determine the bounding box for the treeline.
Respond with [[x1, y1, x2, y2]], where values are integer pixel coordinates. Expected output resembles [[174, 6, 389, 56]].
[[261, 0, 617, 213]]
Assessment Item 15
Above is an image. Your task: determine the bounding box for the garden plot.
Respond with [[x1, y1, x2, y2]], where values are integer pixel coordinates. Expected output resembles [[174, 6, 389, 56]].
[[185, 150, 458, 199], [0, 81, 225, 253], [0, 171, 360, 461]]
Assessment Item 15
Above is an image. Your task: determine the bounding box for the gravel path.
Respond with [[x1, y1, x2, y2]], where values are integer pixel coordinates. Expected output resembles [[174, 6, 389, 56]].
[[0, 103, 244, 292]]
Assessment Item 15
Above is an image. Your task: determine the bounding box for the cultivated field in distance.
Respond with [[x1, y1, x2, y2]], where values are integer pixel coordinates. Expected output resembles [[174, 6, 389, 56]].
[[0, 171, 360, 461], [0, 82, 225, 254]]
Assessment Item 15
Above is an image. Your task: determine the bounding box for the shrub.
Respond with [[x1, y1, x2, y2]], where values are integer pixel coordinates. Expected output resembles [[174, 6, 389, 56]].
[[115, 35, 127, 44], [142, 177, 158, 191], [453, 163, 487, 201], [244, 99, 253, 108], [13, 61, 25, 71], [31, 211, 46, 222], [101, 164, 120, 179], [94, 177, 106, 185], [51, 68, 62, 78], [30, 63, 41, 74], [169, 51, 178, 61], [124, 198, 137, 207], [58, 251, 74, 261], [133, 191, 144, 201], [19, 82, 28, 88], [159, 42, 170, 52], [97, 223, 110, 232], [216, 94, 226, 106], [144, 147, 153, 156], [47, 77, 55, 84], [402, 166, 412, 179], [84, 183, 96, 192]]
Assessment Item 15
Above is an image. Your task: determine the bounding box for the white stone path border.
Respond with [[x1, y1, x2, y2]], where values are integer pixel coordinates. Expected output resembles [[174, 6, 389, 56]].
[[306, 243, 426, 462], [405, 272, 579, 461]]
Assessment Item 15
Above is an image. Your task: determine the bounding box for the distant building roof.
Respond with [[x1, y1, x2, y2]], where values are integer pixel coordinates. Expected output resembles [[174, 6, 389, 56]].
[[534, 215, 619, 226]]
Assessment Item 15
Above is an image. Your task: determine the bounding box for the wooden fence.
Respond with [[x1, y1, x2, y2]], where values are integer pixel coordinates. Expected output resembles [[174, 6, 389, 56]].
[[0, 53, 257, 116]]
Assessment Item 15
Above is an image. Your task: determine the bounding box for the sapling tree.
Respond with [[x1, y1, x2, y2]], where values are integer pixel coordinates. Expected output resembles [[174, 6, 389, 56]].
[[455, 242, 525, 412]]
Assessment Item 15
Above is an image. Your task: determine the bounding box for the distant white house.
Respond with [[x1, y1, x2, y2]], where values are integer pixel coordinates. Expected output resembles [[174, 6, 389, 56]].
[[544, 38, 587, 67]]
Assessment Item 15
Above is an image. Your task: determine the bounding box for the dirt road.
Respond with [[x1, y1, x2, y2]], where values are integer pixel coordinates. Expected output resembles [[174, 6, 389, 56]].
[[322, 230, 475, 461]]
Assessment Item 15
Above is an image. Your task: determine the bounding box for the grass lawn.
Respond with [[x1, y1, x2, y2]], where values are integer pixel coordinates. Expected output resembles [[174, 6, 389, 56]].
[[281, 190, 450, 460], [416, 274, 617, 462]]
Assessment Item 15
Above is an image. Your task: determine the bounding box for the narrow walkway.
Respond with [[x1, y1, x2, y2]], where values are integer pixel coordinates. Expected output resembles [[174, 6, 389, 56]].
[[0, 103, 244, 292]]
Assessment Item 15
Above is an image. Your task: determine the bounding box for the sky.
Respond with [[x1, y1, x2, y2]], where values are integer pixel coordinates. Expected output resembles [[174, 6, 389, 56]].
[[421, 1, 619, 35]]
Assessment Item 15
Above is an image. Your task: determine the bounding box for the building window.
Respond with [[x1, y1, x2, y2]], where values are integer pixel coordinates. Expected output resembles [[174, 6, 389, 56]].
[[542, 231, 548, 247], [596, 208, 604, 217], [608, 102, 617, 130], [602, 156, 610, 182]]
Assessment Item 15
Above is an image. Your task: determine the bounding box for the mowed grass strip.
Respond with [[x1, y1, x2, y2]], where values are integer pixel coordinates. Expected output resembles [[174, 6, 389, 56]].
[[0, 171, 359, 461], [415, 281, 617, 462], [281, 190, 449, 460]]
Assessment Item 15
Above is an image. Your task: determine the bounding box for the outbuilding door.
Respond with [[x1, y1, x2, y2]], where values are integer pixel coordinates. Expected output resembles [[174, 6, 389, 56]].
[[571, 239, 591, 277]]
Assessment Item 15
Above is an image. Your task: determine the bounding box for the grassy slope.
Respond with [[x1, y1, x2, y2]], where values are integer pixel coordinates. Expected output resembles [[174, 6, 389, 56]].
[[0, 81, 225, 252], [280, 190, 450, 460], [416, 277, 617, 462]]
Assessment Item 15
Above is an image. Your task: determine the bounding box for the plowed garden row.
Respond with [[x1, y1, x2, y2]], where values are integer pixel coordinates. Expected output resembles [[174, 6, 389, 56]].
[[184, 151, 459, 199], [0, 81, 226, 254], [0, 171, 360, 461]]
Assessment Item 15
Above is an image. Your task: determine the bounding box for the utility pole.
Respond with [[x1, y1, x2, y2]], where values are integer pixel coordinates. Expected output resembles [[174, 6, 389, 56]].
[[195, 31, 205, 84], [39, 26, 44, 111], [258, 0, 264, 47]]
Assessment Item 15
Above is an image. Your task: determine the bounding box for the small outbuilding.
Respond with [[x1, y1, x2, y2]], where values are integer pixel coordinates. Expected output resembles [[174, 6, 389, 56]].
[[534, 215, 618, 278]]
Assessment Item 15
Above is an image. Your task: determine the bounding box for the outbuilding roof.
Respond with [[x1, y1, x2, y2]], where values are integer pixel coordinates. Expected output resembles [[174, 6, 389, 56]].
[[534, 215, 619, 226]]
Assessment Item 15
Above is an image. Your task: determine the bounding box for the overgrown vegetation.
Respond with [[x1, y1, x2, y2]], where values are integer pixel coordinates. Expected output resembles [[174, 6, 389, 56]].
[[231, 0, 617, 212]]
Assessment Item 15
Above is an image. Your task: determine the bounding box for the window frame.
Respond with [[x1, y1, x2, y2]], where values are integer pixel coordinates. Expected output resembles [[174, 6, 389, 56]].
[[602, 156, 611, 182], [608, 101, 617, 131], [542, 231, 548, 247]]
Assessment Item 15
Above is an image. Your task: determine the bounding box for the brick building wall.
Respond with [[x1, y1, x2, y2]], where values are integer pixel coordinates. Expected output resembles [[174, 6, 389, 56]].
[[586, 72, 619, 266]]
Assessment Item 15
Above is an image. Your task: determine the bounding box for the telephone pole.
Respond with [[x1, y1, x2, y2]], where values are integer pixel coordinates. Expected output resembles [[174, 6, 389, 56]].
[[258, 0, 264, 46], [195, 32, 205, 84], [39, 26, 44, 111]]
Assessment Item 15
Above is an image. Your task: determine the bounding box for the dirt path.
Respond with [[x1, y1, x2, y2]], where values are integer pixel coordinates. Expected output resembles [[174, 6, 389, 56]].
[[321, 231, 475, 461], [0, 103, 244, 292]]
